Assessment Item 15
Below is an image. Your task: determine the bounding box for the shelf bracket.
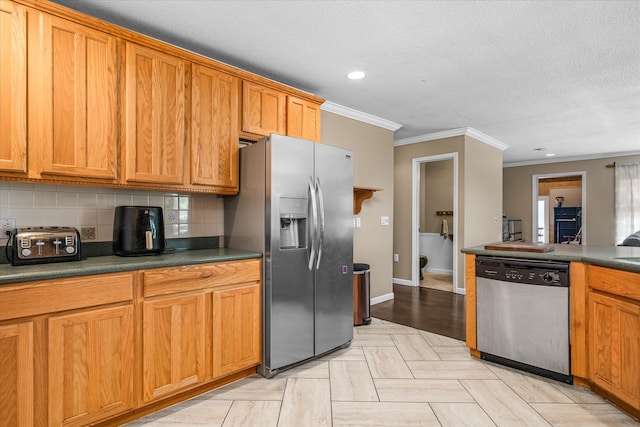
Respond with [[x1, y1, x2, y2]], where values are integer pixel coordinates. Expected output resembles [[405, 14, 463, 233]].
[[353, 186, 382, 214]]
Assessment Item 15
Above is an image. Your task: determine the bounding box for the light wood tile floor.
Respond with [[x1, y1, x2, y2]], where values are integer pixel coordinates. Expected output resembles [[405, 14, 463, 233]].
[[419, 271, 453, 292], [124, 318, 639, 427]]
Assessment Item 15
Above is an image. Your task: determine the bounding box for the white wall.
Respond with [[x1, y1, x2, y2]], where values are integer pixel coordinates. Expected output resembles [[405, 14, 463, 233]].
[[419, 233, 453, 274]]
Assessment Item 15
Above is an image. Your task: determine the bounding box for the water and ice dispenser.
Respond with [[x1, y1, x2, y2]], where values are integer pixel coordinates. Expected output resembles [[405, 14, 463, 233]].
[[279, 197, 307, 249]]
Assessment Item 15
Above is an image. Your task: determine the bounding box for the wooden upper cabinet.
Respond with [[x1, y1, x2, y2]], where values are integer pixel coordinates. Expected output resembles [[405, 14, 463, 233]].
[[242, 81, 286, 136], [48, 305, 134, 427], [287, 95, 321, 142], [191, 65, 239, 190], [124, 42, 186, 185], [0, 321, 34, 427], [0, 0, 27, 174], [34, 13, 119, 180]]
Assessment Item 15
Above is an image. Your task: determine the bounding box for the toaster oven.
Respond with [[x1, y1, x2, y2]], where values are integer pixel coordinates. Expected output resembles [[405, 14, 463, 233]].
[[8, 227, 82, 266]]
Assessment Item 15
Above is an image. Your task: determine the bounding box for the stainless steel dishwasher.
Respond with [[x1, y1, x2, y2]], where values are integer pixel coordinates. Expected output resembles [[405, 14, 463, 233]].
[[475, 256, 572, 383]]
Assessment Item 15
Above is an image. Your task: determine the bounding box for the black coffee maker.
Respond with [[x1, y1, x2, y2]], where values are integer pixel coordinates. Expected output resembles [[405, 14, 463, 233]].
[[113, 206, 165, 256]]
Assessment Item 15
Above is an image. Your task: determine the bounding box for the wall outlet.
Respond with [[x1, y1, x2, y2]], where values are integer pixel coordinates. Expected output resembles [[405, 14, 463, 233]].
[[1, 218, 16, 236], [393, 253, 399, 262], [356, 217, 361, 228], [380, 216, 389, 226], [81, 227, 97, 241]]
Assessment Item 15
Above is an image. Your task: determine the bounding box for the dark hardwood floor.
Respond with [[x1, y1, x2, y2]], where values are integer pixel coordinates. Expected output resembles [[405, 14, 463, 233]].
[[369, 284, 466, 341]]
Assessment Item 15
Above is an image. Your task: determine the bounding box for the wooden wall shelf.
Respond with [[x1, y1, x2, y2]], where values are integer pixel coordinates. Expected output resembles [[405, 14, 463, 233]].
[[353, 186, 382, 214]]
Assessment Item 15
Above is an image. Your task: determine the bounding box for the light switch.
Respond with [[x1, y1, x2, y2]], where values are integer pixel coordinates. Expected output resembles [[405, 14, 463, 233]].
[[380, 216, 389, 226]]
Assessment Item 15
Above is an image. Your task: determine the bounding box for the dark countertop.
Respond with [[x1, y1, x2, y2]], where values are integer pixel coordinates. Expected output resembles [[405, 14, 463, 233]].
[[0, 248, 262, 285], [462, 242, 640, 273]]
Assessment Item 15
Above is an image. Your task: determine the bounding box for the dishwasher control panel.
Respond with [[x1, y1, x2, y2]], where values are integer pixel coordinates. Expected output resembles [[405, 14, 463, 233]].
[[476, 256, 569, 286]]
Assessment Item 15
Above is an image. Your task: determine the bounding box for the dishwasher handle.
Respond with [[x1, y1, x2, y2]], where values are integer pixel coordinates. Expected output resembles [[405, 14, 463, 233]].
[[476, 256, 569, 272]]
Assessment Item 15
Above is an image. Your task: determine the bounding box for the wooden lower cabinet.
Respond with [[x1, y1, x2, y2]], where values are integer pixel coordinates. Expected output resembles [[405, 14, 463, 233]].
[[0, 321, 34, 427], [142, 293, 206, 403], [48, 305, 134, 427], [0, 258, 261, 425], [211, 283, 261, 378], [587, 265, 640, 415], [588, 291, 640, 409]]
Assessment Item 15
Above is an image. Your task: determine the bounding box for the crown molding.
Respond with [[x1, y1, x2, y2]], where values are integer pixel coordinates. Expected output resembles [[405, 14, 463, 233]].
[[464, 128, 510, 151], [394, 127, 509, 152], [321, 101, 403, 131], [394, 128, 467, 146], [503, 150, 640, 168]]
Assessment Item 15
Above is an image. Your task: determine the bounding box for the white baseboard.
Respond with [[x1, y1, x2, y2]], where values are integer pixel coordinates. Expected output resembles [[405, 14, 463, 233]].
[[424, 268, 453, 275], [393, 277, 415, 287], [370, 292, 394, 306]]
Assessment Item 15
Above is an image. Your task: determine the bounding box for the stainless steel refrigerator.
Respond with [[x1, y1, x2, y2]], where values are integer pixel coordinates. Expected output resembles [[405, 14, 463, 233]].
[[225, 134, 354, 378]]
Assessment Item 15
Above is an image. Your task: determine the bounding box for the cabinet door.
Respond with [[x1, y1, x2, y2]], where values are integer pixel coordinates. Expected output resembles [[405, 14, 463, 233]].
[[143, 293, 205, 402], [48, 305, 134, 427], [211, 283, 261, 378], [35, 14, 119, 180], [241, 81, 286, 136], [191, 65, 239, 189], [0, 321, 34, 427], [0, 0, 27, 173], [287, 96, 321, 142], [124, 42, 186, 185], [589, 292, 640, 408]]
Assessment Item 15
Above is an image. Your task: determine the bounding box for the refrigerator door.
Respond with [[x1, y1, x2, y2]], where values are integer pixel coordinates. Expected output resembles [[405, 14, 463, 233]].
[[266, 134, 315, 371], [314, 143, 354, 355]]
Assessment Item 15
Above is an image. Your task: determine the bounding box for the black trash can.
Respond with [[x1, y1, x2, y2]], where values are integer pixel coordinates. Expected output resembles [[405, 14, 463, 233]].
[[353, 263, 372, 326]]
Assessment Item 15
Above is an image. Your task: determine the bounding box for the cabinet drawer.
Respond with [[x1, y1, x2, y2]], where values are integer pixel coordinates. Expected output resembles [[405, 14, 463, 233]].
[[588, 265, 640, 301], [0, 273, 134, 321], [143, 259, 261, 297]]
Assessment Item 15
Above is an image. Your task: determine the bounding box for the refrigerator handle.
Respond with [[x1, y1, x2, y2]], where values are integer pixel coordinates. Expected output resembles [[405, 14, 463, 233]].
[[308, 177, 318, 270], [315, 177, 325, 270]]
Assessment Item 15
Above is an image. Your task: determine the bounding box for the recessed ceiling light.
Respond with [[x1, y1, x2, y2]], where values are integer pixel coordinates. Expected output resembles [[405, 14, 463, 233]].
[[545, 153, 556, 157], [347, 71, 366, 80]]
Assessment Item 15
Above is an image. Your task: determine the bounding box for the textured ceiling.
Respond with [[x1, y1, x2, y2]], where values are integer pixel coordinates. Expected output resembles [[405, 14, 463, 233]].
[[50, 0, 640, 164]]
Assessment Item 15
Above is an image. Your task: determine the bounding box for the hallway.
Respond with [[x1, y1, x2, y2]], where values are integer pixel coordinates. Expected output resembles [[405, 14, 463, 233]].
[[370, 284, 466, 341]]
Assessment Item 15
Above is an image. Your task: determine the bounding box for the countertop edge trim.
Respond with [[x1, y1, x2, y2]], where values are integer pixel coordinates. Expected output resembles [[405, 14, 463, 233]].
[[0, 250, 263, 285]]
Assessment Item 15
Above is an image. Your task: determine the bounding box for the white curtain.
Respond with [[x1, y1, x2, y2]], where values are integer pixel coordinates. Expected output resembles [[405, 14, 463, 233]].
[[615, 163, 640, 244]]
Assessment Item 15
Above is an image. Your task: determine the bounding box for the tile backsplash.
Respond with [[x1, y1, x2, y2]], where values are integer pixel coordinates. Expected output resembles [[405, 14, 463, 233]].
[[0, 181, 224, 245]]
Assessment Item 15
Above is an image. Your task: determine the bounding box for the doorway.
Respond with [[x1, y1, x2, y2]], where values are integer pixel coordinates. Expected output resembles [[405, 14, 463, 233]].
[[412, 153, 461, 294], [532, 172, 586, 244]]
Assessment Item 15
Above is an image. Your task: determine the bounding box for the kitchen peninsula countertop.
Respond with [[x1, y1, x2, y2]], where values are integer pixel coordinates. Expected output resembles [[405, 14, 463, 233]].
[[462, 242, 640, 273], [0, 248, 262, 285]]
